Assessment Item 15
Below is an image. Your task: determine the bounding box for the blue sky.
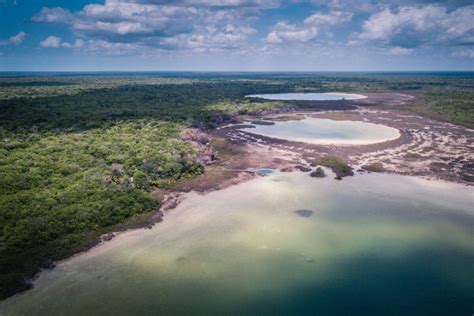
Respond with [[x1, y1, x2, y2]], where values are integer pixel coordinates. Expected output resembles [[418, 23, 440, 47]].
[[1, 0, 473, 71]]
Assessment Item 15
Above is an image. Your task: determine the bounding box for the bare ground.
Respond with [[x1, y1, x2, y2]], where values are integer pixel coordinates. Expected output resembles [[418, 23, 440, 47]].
[[214, 92, 474, 184]]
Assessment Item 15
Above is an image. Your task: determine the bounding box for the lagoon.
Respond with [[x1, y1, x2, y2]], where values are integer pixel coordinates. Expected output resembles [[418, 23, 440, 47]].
[[242, 117, 400, 145], [1, 172, 473, 316], [245, 92, 367, 101]]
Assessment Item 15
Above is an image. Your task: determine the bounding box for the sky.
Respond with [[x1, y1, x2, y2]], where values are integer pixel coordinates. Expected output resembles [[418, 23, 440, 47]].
[[0, 0, 473, 71]]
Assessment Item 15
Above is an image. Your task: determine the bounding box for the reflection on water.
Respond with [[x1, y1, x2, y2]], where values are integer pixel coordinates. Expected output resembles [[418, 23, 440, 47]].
[[245, 92, 367, 101], [242, 117, 400, 145], [1, 172, 473, 315]]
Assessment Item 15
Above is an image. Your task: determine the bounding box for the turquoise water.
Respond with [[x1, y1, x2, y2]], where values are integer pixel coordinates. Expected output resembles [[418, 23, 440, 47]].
[[1, 172, 473, 315], [242, 117, 400, 145], [245, 92, 367, 101], [255, 168, 274, 175]]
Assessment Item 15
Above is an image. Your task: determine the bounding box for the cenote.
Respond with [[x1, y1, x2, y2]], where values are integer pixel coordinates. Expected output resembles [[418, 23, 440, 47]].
[[242, 117, 400, 145], [1, 172, 473, 316], [245, 92, 367, 101]]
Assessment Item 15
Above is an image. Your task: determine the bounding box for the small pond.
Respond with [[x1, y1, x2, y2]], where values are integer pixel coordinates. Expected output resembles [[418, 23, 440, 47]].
[[255, 169, 274, 175]]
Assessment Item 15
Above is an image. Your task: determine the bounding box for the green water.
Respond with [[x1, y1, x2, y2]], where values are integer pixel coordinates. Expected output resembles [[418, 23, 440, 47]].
[[242, 117, 400, 145], [1, 172, 473, 315]]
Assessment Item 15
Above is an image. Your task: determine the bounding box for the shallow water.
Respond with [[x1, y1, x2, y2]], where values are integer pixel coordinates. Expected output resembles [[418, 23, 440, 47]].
[[242, 117, 400, 145], [255, 168, 274, 175], [245, 92, 367, 101], [1, 172, 473, 316]]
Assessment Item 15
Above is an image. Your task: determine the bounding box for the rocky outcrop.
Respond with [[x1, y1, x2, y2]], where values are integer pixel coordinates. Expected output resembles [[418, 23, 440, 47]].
[[310, 167, 326, 178], [101, 232, 115, 242], [295, 165, 312, 172], [40, 258, 55, 270], [362, 162, 385, 173]]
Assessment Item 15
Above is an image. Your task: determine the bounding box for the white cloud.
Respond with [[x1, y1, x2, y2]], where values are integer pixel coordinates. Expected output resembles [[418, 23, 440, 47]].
[[32, 7, 72, 23], [388, 46, 413, 55], [61, 39, 85, 49], [304, 10, 353, 25], [0, 31, 26, 45], [9, 31, 26, 44], [160, 24, 256, 52], [266, 22, 318, 44], [452, 48, 474, 58], [310, 0, 374, 13], [355, 5, 474, 48], [130, 0, 280, 9], [266, 10, 352, 44], [30, 0, 474, 62], [39, 36, 62, 48], [39, 37, 89, 49], [32, 0, 265, 53]]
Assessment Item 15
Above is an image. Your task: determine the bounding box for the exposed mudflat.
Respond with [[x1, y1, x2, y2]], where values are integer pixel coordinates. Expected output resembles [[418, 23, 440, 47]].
[[216, 92, 474, 184]]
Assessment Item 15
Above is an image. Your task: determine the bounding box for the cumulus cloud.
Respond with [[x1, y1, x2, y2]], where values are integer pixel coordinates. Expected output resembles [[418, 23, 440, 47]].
[[0, 31, 26, 45], [310, 0, 471, 12], [355, 5, 474, 48], [44, 2, 196, 39], [127, 0, 280, 9], [304, 10, 353, 25], [39, 36, 96, 50], [32, 0, 265, 53], [159, 24, 256, 52], [39, 36, 62, 48], [32, 7, 73, 23], [61, 39, 85, 49], [452, 48, 474, 58], [266, 22, 318, 44], [266, 10, 352, 44], [388, 46, 413, 55], [30, 0, 474, 61]]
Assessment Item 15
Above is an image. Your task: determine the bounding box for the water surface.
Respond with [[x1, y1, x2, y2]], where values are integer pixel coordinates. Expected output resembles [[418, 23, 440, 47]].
[[242, 117, 400, 145], [1, 172, 473, 315], [255, 168, 274, 175], [245, 92, 367, 101]]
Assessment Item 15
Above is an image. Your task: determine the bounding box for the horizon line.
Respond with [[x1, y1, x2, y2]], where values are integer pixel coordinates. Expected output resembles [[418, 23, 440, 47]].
[[1, 70, 473, 73]]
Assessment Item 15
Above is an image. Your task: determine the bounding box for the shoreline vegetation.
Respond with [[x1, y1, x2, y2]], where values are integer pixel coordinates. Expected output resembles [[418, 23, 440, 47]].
[[1, 72, 473, 300]]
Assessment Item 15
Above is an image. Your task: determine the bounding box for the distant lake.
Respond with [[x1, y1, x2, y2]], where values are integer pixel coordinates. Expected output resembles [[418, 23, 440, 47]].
[[242, 117, 400, 145], [245, 92, 367, 101], [1, 172, 473, 315]]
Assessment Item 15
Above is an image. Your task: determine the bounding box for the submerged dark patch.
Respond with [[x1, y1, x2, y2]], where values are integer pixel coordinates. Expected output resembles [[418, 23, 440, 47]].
[[294, 209, 314, 217]]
